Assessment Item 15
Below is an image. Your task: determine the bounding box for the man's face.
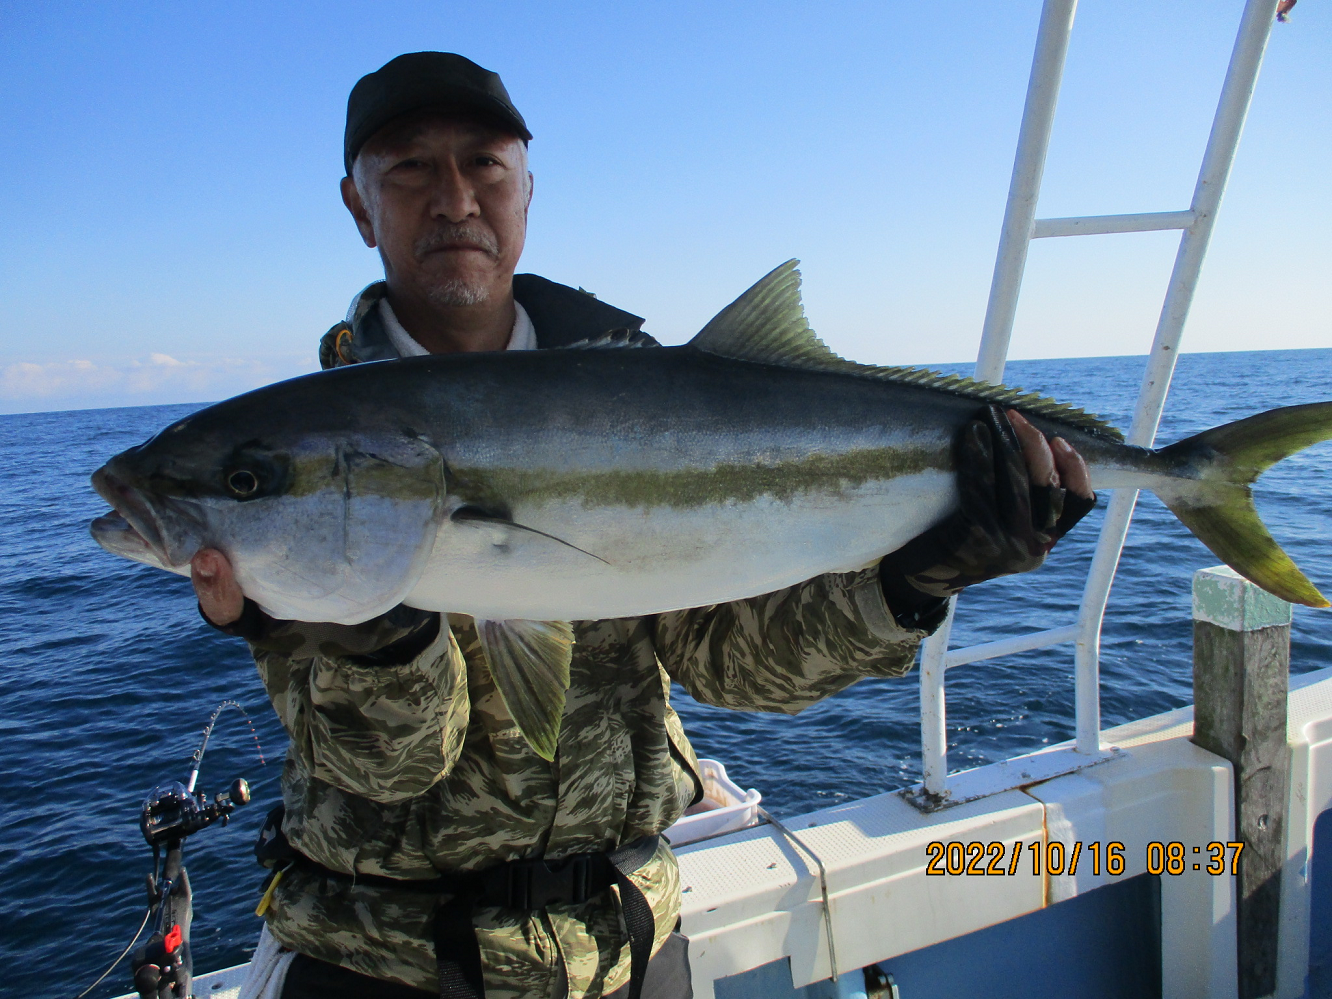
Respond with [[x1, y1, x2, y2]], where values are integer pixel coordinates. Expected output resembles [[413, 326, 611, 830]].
[[342, 114, 532, 308]]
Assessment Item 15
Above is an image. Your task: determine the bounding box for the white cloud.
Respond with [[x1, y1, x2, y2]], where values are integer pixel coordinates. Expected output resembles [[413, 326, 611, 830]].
[[0, 352, 320, 414]]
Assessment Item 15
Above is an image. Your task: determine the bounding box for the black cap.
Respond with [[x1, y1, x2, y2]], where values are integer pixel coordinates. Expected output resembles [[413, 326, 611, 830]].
[[344, 52, 531, 174]]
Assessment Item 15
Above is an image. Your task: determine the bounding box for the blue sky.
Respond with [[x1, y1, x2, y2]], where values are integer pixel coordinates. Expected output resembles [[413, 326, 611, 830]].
[[1, 1, 1327, 413]]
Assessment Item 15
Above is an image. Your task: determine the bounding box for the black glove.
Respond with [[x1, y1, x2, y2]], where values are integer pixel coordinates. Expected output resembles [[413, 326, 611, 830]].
[[200, 599, 440, 666], [880, 404, 1096, 630]]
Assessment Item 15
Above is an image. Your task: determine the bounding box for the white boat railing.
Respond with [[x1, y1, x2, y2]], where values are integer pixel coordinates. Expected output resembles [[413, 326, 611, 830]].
[[912, 0, 1282, 807]]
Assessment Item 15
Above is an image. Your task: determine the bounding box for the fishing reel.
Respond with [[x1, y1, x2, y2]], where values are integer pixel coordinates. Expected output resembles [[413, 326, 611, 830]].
[[140, 777, 251, 847], [133, 779, 254, 999], [70, 701, 264, 999], [127, 701, 262, 999]]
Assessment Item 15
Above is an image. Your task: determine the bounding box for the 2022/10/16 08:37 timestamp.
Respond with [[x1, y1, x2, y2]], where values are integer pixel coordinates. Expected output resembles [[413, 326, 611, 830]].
[[924, 841, 1245, 877]]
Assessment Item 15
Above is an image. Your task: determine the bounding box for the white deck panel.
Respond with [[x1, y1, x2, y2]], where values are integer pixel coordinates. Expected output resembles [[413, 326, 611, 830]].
[[677, 789, 1045, 996], [189, 963, 247, 998], [1275, 665, 1332, 998], [678, 704, 1237, 999], [1026, 736, 1236, 998], [681, 665, 1332, 999]]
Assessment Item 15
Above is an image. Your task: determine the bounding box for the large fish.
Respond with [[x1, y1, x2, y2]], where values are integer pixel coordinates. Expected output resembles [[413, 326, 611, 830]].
[[91, 262, 1332, 758]]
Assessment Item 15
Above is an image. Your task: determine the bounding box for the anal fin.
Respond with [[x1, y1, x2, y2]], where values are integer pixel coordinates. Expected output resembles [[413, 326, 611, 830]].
[[474, 619, 574, 760]]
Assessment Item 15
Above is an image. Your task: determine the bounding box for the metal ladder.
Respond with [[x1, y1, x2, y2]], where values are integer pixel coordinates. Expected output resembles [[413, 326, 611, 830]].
[[910, 0, 1283, 809]]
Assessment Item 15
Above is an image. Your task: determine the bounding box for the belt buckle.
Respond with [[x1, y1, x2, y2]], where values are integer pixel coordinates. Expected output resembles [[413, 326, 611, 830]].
[[508, 854, 594, 909], [561, 855, 593, 905]]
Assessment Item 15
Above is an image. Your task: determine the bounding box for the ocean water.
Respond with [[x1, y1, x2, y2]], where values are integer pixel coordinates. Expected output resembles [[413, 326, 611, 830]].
[[1, 348, 1329, 997]]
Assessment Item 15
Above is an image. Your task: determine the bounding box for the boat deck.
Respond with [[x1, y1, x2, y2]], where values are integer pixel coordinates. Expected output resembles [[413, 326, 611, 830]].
[[677, 664, 1332, 999], [172, 663, 1332, 999]]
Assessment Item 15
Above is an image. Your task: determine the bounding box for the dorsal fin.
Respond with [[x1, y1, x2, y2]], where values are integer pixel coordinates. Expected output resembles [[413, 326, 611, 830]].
[[690, 260, 839, 368], [689, 260, 1124, 441]]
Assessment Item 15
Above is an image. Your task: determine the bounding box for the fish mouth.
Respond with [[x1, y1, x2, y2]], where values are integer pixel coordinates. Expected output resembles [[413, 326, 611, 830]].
[[91, 466, 172, 564], [90, 509, 173, 570]]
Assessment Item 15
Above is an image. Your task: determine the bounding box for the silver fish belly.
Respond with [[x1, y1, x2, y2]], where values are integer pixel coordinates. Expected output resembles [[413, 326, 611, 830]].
[[406, 468, 957, 620]]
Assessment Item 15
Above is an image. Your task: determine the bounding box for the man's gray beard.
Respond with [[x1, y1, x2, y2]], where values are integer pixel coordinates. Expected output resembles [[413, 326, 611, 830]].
[[424, 277, 491, 308], [413, 223, 500, 307]]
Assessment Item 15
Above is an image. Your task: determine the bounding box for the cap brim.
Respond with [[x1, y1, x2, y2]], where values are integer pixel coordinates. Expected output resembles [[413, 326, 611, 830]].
[[346, 95, 531, 173]]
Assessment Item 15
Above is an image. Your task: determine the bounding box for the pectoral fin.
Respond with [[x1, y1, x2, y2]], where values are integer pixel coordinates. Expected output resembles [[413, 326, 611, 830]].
[[474, 619, 574, 760], [451, 506, 610, 565]]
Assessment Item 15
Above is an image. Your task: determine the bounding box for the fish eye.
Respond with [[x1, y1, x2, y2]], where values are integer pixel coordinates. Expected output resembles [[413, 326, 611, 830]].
[[226, 470, 260, 497]]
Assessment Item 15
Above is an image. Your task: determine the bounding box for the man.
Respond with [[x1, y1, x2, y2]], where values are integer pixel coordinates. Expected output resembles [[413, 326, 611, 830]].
[[199, 53, 1094, 999]]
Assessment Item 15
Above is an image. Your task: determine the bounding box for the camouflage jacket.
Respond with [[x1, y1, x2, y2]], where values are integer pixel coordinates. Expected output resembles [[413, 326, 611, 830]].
[[249, 277, 928, 998]]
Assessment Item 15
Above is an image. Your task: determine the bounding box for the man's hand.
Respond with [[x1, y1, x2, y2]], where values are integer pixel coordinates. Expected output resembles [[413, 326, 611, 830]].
[[192, 548, 245, 627], [191, 548, 441, 662], [880, 405, 1097, 626], [1008, 407, 1093, 519]]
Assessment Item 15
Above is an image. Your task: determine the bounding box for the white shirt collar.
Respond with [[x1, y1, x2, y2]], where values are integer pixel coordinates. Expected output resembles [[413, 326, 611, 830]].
[[379, 298, 536, 356]]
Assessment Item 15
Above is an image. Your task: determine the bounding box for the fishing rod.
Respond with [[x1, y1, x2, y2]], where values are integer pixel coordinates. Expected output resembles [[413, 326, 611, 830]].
[[184, 700, 258, 794], [74, 700, 263, 999]]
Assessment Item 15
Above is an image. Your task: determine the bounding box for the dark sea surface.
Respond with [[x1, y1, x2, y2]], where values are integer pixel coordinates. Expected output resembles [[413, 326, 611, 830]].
[[1, 348, 1329, 997]]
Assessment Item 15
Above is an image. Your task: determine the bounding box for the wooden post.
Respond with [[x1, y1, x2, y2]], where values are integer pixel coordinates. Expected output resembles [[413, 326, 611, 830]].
[[1191, 566, 1292, 999]]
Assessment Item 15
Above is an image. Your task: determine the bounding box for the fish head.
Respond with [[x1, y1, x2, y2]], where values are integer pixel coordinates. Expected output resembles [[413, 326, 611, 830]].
[[90, 392, 447, 625]]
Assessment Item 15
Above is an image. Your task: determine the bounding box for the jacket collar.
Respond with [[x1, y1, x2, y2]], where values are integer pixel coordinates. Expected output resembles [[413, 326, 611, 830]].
[[338, 275, 648, 363], [513, 274, 646, 348]]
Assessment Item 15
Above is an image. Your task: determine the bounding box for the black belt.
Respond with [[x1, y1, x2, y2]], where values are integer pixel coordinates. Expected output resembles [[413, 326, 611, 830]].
[[286, 836, 660, 999]]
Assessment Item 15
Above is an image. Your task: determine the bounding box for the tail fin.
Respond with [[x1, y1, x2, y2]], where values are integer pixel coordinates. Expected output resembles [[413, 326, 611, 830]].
[[1158, 402, 1332, 608]]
